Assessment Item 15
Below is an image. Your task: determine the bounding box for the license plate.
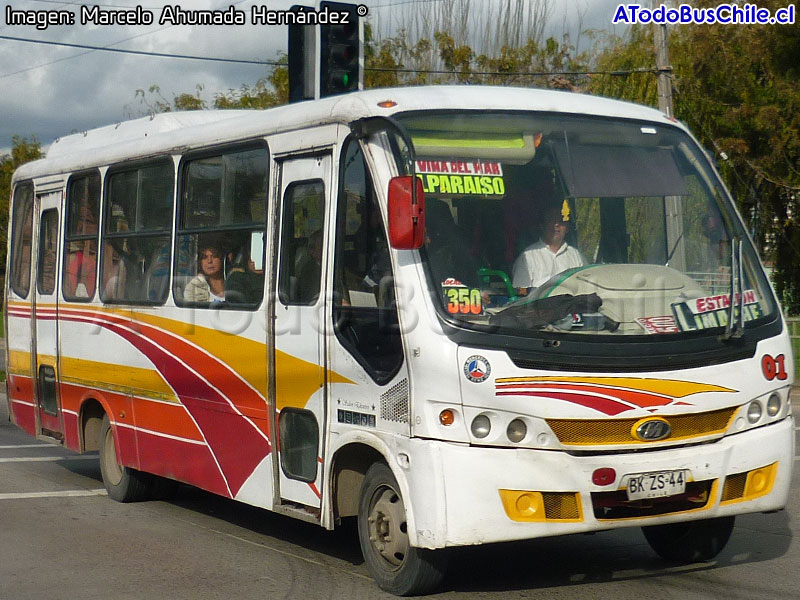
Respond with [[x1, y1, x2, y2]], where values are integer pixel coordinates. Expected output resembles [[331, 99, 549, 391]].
[[624, 469, 688, 501]]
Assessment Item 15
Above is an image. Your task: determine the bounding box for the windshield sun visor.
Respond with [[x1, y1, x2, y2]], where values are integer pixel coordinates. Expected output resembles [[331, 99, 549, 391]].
[[552, 142, 688, 198]]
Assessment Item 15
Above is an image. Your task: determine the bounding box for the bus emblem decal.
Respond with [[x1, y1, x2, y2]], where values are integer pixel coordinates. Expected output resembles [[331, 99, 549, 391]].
[[634, 418, 671, 441], [464, 356, 491, 383]]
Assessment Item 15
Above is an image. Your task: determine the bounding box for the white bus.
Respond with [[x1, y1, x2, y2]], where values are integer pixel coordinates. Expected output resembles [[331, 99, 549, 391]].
[[5, 86, 794, 595]]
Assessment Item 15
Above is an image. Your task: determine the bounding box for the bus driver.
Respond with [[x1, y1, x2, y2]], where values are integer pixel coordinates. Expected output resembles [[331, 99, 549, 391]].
[[512, 201, 584, 292]]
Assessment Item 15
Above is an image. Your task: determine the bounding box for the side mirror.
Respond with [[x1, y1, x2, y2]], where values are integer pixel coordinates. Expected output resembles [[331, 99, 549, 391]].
[[387, 176, 425, 250]]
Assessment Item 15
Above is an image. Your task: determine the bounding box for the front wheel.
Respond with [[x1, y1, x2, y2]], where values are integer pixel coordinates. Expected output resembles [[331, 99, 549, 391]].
[[99, 414, 153, 502], [642, 516, 735, 563], [358, 463, 447, 596]]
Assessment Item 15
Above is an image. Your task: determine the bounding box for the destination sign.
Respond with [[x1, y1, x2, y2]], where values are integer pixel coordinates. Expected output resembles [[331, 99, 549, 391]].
[[416, 159, 505, 197]]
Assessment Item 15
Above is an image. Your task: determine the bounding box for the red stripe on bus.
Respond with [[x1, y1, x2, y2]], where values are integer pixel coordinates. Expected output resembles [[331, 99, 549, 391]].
[[496, 390, 635, 416]]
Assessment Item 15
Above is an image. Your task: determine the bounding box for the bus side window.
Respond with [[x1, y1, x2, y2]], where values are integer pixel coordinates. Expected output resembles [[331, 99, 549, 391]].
[[278, 180, 325, 306], [63, 172, 100, 300], [100, 161, 173, 304], [37, 210, 58, 295], [332, 138, 403, 384], [10, 183, 34, 298], [174, 145, 268, 309]]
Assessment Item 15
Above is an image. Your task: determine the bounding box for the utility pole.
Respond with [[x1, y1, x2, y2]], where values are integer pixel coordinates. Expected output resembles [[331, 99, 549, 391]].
[[653, 10, 674, 117]]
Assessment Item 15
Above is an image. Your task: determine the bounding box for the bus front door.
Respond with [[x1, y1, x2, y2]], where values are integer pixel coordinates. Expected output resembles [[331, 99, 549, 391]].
[[272, 153, 332, 512], [32, 192, 64, 441]]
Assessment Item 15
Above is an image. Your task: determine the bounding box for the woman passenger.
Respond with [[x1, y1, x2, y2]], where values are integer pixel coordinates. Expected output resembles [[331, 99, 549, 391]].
[[184, 244, 225, 303]]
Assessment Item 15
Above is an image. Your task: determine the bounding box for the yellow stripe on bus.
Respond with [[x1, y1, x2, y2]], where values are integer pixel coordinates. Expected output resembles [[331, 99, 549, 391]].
[[7, 350, 32, 375], [59, 355, 179, 403]]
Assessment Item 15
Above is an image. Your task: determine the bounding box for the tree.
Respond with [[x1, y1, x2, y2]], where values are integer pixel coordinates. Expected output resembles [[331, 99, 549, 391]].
[[0, 136, 43, 281], [589, 4, 800, 313]]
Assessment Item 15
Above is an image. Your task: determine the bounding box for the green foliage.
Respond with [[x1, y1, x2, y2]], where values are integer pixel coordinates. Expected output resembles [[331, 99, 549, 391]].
[[126, 84, 207, 116], [214, 55, 288, 109], [0, 136, 43, 279]]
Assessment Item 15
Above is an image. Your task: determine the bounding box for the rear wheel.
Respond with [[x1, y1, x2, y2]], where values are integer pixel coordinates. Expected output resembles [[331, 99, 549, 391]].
[[98, 414, 153, 502], [642, 516, 735, 563], [358, 462, 447, 596]]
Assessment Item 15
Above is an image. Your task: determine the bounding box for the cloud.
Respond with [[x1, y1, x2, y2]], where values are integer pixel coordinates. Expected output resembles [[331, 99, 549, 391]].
[[0, 0, 624, 151]]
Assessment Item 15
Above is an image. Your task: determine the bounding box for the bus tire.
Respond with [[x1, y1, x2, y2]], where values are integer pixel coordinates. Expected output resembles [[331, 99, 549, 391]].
[[99, 414, 152, 503], [642, 516, 735, 563], [357, 462, 447, 596]]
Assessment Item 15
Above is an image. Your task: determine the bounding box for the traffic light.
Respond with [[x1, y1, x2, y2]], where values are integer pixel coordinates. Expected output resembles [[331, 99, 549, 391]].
[[319, 1, 362, 97], [288, 5, 314, 103]]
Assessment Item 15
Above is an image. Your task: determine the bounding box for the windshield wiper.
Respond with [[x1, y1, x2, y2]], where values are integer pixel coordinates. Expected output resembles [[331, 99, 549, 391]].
[[723, 237, 745, 340]]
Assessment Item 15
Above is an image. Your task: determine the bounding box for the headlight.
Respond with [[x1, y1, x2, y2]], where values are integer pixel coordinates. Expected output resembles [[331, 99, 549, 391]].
[[471, 414, 491, 438], [747, 400, 763, 424], [506, 418, 528, 443], [766, 393, 782, 417]]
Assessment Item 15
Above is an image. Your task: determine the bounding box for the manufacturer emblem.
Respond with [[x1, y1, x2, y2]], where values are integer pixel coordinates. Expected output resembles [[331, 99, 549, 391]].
[[634, 418, 671, 441], [464, 355, 491, 383]]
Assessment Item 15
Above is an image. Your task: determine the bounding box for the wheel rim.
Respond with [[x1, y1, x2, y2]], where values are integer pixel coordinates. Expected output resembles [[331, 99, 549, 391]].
[[367, 484, 410, 570], [102, 426, 123, 486]]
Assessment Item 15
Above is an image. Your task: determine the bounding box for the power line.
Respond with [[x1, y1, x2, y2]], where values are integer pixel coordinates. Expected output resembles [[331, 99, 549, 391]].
[[0, 0, 257, 79], [0, 34, 280, 66], [0, 33, 653, 78]]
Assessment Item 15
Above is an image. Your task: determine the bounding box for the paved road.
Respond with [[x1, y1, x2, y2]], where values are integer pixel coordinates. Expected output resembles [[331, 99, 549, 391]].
[[1, 392, 799, 600]]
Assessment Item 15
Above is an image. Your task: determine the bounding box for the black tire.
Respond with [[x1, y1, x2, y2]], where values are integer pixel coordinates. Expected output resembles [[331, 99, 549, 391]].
[[643, 516, 735, 563], [357, 462, 447, 596], [98, 414, 153, 502]]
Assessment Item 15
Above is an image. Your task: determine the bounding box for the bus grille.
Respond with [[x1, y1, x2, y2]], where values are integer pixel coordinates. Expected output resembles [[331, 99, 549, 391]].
[[380, 378, 409, 423], [721, 472, 748, 502], [542, 492, 581, 520], [546, 407, 736, 446]]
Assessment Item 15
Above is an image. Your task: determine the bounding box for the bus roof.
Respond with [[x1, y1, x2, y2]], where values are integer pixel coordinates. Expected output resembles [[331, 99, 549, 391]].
[[13, 86, 676, 183]]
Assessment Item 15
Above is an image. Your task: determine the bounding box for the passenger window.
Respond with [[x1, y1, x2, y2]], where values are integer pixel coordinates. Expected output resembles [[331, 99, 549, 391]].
[[278, 180, 325, 306], [63, 172, 100, 300], [37, 210, 58, 295], [174, 145, 268, 309], [10, 183, 34, 298], [332, 138, 403, 384], [101, 161, 173, 304]]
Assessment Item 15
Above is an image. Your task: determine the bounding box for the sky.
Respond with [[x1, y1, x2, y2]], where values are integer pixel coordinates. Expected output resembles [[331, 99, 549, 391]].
[[0, 0, 624, 156]]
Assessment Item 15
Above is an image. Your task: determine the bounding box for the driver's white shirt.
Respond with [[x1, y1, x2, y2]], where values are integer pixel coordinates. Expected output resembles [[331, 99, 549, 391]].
[[512, 240, 585, 289]]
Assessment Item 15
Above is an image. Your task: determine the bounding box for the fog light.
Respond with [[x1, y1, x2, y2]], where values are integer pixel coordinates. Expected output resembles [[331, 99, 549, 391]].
[[766, 393, 781, 417], [507, 418, 527, 443], [747, 401, 763, 424], [439, 409, 455, 426], [471, 414, 491, 438]]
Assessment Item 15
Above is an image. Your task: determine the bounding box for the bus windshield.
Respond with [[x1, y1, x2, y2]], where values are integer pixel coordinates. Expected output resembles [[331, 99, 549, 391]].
[[395, 111, 776, 337]]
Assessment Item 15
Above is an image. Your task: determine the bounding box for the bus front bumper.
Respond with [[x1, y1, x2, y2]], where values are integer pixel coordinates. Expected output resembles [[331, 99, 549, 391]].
[[404, 416, 794, 548]]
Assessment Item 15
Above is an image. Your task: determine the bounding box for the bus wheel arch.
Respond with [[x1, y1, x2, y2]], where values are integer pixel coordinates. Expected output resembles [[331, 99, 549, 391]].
[[331, 443, 384, 520], [79, 398, 106, 452]]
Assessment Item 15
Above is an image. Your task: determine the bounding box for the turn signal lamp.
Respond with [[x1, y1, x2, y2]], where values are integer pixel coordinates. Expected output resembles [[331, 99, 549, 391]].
[[439, 409, 455, 426]]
